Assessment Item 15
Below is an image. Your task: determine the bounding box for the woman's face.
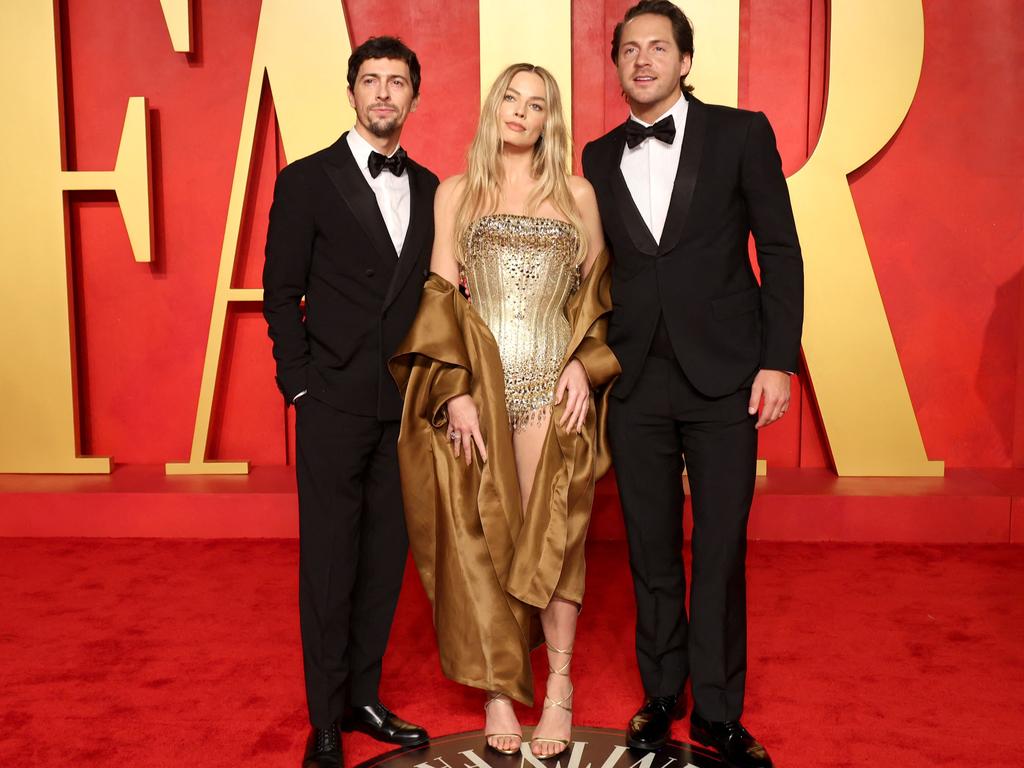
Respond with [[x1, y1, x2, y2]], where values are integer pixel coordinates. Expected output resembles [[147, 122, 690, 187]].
[[498, 70, 547, 149]]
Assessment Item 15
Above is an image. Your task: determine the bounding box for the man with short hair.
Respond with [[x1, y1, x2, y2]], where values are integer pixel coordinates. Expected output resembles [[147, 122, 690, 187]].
[[583, 2, 803, 766], [263, 36, 437, 768]]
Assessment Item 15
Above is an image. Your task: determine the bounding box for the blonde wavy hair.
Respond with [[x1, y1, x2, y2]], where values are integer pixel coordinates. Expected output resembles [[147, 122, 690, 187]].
[[454, 63, 587, 264]]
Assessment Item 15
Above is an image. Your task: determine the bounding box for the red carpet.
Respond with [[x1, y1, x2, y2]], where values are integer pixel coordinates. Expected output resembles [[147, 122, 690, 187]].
[[1, 538, 1022, 766]]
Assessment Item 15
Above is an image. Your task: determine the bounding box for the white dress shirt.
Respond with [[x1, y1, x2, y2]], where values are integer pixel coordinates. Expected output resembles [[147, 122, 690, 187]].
[[619, 94, 689, 245], [346, 128, 411, 255]]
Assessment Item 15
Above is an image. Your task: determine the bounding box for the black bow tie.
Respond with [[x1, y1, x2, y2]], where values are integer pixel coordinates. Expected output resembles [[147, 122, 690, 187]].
[[624, 115, 676, 149], [368, 147, 407, 178]]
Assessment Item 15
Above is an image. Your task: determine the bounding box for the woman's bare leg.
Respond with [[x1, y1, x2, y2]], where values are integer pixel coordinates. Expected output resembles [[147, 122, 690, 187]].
[[512, 414, 577, 756], [512, 413, 550, 512], [482, 415, 553, 753], [532, 598, 577, 756]]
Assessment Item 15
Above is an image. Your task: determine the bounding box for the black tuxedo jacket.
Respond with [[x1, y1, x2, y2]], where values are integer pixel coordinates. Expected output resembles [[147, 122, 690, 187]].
[[582, 96, 803, 399], [263, 132, 439, 420]]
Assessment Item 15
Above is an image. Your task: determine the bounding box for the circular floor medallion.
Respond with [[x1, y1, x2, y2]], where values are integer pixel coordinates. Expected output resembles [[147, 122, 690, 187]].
[[353, 726, 726, 768]]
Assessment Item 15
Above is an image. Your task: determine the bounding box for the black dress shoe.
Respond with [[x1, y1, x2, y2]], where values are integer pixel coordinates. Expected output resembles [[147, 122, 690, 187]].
[[626, 695, 685, 750], [303, 725, 341, 768], [341, 703, 429, 747], [689, 713, 772, 768]]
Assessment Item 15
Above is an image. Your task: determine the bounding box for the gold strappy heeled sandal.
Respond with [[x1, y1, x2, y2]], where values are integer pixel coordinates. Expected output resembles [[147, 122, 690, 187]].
[[484, 692, 523, 755], [530, 642, 574, 758]]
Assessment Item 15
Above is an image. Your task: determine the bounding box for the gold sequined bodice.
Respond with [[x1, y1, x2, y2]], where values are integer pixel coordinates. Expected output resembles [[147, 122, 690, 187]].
[[461, 214, 582, 430]]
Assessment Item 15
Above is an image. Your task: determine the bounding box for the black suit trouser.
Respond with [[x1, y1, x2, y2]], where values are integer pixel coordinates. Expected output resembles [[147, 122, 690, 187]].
[[608, 355, 757, 722], [295, 396, 408, 728]]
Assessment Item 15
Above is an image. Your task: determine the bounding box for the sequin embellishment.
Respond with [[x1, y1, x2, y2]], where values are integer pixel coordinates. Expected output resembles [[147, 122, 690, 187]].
[[461, 214, 582, 431]]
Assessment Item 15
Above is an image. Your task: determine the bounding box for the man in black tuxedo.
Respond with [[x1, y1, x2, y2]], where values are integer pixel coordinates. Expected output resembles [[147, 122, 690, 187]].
[[582, 3, 803, 766], [263, 36, 438, 768]]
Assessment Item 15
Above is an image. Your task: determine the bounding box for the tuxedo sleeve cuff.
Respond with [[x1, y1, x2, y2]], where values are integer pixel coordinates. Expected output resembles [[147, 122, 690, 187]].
[[761, 352, 800, 376]]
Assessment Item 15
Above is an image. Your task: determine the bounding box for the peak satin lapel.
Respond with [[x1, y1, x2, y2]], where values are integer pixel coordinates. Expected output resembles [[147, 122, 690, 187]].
[[609, 125, 659, 257], [384, 165, 428, 309], [657, 98, 707, 255], [322, 134, 398, 261]]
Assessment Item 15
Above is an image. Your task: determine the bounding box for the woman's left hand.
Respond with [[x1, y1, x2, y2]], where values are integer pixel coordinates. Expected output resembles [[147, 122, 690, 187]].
[[555, 358, 591, 434]]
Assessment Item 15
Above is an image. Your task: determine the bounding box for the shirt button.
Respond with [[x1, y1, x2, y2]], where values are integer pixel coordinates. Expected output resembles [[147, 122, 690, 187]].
[[365, 269, 375, 277]]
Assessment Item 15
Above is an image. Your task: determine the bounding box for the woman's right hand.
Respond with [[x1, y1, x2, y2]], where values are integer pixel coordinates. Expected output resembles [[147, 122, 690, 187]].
[[445, 394, 488, 466]]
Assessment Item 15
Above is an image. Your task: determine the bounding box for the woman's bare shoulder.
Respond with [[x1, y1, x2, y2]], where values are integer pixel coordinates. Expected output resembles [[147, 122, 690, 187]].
[[568, 175, 599, 215], [438, 173, 467, 196], [567, 174, 597, 202]]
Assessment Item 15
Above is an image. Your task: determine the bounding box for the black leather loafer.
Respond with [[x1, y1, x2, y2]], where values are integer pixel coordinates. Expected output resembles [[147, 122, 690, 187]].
[[341, 703, 429, 747], [689, 712, 772, 768], [303, 725, 342, 767], [626, 695, 685, 750]]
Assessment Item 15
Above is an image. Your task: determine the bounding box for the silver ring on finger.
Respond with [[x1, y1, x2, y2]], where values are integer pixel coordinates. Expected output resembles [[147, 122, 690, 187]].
[[449, 430, 461, 441]]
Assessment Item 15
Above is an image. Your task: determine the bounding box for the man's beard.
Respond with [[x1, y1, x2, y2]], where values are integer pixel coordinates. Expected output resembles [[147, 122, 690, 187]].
[[366, 114, 399, 138]]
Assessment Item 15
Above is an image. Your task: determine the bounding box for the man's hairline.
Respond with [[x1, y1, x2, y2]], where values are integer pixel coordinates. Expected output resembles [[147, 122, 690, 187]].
[[615, 10, 689, 62], [349, 61, 414, 91]]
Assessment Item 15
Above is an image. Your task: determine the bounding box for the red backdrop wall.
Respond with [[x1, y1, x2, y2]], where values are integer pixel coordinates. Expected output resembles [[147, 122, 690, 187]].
[[60, 0, 1024, 471]]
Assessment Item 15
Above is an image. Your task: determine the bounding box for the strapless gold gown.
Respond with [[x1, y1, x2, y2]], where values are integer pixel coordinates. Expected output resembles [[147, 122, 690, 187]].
[[460, 214, 582, 430]]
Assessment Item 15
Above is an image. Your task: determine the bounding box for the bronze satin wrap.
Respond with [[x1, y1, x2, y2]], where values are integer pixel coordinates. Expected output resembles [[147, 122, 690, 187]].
[[388, 249, 619, 705]]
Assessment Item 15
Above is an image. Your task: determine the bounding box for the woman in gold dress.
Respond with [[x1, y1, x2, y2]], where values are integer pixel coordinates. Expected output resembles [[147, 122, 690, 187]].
[[389, 64, 619, 758]]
